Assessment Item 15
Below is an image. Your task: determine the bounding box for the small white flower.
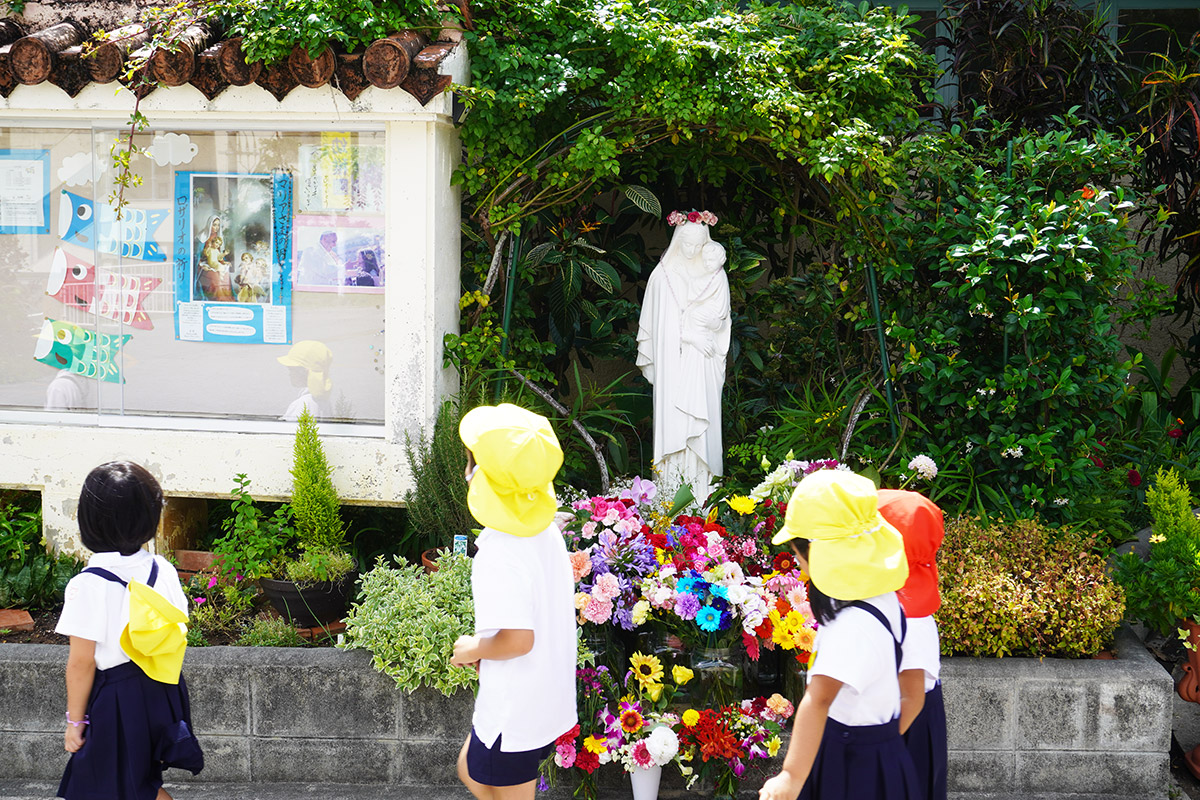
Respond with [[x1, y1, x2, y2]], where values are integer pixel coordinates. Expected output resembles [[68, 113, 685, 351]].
[[1053, 497, 1069, 506], [1002, 446, 1024, 459], [907, 454, 938, 481]]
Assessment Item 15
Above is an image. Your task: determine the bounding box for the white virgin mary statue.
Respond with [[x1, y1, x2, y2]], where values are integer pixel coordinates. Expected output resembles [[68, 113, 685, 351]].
[[636, 213, 731, 502]]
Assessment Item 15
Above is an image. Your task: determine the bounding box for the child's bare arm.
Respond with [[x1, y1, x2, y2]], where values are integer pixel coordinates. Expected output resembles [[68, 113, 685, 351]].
[[451, 629, 535, 666], [758, 674, 842, 800], [898, 669, 926, 734], [64, 636, 96, 752]]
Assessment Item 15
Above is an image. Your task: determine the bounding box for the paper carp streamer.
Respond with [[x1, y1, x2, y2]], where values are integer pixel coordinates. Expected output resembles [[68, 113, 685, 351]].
[[58, 190, 168, 262], [45, 248, 161, 330], [33, 319, 130, 384]]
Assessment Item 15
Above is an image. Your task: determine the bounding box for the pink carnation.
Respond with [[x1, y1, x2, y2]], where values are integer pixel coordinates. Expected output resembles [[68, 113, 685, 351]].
[[594, 572, 621, 602], [766, 693, 795, 719], [583, 596, 613, 624], [555, 743, 576, 768]]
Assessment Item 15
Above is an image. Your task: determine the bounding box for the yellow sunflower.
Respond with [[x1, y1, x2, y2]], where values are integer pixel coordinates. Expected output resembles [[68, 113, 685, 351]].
[[629, 651, 664, 688]]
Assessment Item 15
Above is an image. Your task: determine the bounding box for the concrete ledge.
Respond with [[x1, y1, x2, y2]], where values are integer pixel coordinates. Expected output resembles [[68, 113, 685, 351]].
[[0, 624, 1173, 798], [941, 625, 1172, 798]]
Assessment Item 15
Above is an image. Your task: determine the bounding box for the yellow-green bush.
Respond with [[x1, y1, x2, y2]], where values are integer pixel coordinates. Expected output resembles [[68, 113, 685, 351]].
[[936, 517, 1125, 657]]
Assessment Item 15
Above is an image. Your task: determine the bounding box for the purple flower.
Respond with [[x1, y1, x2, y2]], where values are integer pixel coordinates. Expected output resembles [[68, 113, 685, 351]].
[[675, 593, 701, 620], [613, 603, 635, 631], [537, 776, 549, 792], [193, 597, 206, 604]]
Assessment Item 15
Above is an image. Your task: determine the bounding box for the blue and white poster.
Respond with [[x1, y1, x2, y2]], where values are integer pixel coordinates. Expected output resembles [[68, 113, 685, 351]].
[[172, 171, 293, 344], [0, 149, 50, 234]]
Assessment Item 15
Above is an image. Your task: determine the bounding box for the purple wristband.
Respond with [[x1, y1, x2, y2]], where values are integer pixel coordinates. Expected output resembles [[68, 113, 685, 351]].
[[65, 713, 89, 728]]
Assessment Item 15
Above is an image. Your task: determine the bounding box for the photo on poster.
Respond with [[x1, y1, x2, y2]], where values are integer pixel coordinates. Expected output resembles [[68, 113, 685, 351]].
[[173, 171, 293, 344], [0, 149, 50, 234], [293, 214, 384, 293], [297, 134, 384, 215]]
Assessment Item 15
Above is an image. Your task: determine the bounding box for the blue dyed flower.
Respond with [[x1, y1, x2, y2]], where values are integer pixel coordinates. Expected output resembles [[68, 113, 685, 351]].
[[696, 604, 722, 632], [710, 584, 729, 600]]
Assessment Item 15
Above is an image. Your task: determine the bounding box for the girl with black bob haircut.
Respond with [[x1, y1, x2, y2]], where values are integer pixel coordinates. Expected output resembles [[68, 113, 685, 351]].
[[78, 461, 164, 555], [57, 461, 203, 800]]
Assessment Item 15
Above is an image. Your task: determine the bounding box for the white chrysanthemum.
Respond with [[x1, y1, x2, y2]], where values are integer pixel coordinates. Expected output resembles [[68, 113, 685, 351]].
[[907, 455, 938, 481], [750, 463, 795, 501], [646, 726, 679, 766]]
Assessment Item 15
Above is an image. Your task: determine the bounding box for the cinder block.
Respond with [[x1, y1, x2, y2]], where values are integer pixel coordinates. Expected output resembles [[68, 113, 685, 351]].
[[1017, 682, 1090, 750], [183, 661, 252, 736], [252, 737, 398, 783], [1097, 678, 1172, 752], [396, 739, 469, 786], [400, 688, 474, 742], [0, 732, 68, 781], [946, 750, 1015, 792], [942, 675, 1015, 750], [250, 656, 401, 739], [1016, 751, 1168, 795], [0, 657, 65, 732], [176, 734, 252, 782]]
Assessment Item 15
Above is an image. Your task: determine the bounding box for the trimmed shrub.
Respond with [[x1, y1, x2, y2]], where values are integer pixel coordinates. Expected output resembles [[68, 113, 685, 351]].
[[936, 516, 1124, 657]]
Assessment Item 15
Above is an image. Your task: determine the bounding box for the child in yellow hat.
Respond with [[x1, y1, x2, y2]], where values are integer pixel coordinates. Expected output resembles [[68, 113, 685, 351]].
[[56, 462, 203, 800], [759, 470, 920, 800], [450, 404, 578, 799]]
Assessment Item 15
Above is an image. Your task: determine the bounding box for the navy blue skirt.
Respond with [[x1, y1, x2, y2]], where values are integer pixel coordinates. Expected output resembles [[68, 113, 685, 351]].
[[903, 682, 947, 800], [58, 662, 203, 800], [798, 716, 919, 800]]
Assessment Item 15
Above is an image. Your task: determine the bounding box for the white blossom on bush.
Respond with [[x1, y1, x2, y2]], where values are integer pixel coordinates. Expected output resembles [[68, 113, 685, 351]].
[[907, 455, 938, 481]]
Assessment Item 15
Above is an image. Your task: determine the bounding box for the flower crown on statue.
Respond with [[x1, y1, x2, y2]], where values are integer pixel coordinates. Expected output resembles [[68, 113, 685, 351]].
[[666, 210, 718, 227]]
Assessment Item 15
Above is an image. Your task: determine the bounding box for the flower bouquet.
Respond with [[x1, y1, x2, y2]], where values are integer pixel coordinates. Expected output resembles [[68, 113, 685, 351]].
[[676, 694, 794, 797]]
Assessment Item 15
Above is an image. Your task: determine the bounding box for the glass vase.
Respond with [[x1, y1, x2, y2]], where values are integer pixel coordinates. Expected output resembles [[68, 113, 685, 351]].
[[690, 646, 743, 708]]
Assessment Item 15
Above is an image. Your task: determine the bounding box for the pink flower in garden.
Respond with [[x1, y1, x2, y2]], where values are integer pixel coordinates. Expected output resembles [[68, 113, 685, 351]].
[[582, 520, 597, 538], [594, 572, 621, 602], [207, 575, 218, 589], [193, 597, 206, 604], [1128, 469, 1143, 487], [569, 551, 593, 582], [583, 596, 613, 624], [1169, 427, 1183, 439]]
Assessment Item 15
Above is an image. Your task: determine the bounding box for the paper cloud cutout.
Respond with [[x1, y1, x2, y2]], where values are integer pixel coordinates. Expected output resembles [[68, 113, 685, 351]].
[[58, 152, 94, 187], [145, 133, 198, 167]]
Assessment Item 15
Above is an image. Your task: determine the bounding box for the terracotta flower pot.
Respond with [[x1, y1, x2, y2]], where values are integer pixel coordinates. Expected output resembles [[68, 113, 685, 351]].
[[421, 548, 440, 574], [1177, 620, 1200, 779]]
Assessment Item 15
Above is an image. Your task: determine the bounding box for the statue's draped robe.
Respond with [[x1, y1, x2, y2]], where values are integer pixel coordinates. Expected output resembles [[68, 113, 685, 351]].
[[636, 258, 730, 500]]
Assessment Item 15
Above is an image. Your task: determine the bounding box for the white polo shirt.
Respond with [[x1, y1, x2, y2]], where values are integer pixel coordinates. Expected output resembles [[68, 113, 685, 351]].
[[809, 592, 906, 726], [899, 614, 941, 692], [55, 550, 188, 671], [471, 524, 578, 752]]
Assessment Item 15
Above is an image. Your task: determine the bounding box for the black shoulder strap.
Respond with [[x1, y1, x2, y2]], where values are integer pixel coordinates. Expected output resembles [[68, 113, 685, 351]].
[[849, 600, 904, 668], [83, 567, 127, 587], [84, 560, 159, 588]]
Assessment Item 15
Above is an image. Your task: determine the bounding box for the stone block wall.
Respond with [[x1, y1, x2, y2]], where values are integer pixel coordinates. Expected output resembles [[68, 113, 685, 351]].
[[0, 625, 1173, 798], [941, 625, 1172, 799]]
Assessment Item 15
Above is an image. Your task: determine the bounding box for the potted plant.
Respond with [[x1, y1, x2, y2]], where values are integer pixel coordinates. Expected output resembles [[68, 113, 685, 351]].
[[404, 399, 473, 571], [260, 408, 357, 628]]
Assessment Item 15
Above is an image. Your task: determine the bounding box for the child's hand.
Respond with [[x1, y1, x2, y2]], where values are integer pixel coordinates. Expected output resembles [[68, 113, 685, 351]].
[[759, 770, 802, 800], [451, 634, 481, 668], [64, 724, 86, 753]]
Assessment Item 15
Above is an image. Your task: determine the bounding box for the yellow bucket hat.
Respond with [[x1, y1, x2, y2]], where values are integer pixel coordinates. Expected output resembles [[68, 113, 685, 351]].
[[277, 340, 333, 397], [120, 581, 189, 685], [459, 404, 563, 537], [772, 470, 908, 601]]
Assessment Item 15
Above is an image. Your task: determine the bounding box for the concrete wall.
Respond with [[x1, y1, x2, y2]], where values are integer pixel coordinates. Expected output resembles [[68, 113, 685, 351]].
[[942, 625, 1172, 799], [0, 52, 467, 552], [0, 625, 1172, 798]]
